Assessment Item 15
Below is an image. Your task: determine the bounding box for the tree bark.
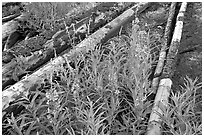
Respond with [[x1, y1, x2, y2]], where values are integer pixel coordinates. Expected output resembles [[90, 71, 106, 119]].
[[151, 2, 177, 94], [147, 78, 172, 135], [2, 13, 27, 40], [2, 2, 151, 113], [162, 2, 187, 78], [2, 13, 21, 23], [147, 2, 188, 135]]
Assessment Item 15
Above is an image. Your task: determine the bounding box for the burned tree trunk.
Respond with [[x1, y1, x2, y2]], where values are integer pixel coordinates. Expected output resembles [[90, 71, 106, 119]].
[[151, 2, 177, 94], [147, 2, 188, 135]]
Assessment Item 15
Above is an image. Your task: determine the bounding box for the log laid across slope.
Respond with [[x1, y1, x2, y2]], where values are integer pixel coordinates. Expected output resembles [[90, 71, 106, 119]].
[[2, 2, 134, 90], [2, 13, 21, 23], [162, 3, 188, 79], [2, 13, 27, 40], [151, 2, 177, 94], [147, 2, 188, 135], [2, 2, 151, 113]]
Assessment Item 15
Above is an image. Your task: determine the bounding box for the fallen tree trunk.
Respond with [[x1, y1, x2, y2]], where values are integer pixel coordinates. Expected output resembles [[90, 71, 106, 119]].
[[2, 50, 43, 82], [147, 79, 172, 135], [2, 2, 134, 89], [2, 13, 21, 23], [147, 2, 188, 135], [162, 2, 188, 79], [2, 13, 27, 40], [2, 2, 151, 113], [151, 2, 177, 94]]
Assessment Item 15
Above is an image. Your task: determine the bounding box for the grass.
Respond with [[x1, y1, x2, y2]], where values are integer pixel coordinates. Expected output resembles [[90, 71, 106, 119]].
[[162, 76, 202, 135], [24, 2, 97, 30], [2, 8, 202, 135]]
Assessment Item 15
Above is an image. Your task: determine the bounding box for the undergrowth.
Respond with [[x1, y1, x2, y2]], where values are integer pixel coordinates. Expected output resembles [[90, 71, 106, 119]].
[[2, 21, 202, 135]]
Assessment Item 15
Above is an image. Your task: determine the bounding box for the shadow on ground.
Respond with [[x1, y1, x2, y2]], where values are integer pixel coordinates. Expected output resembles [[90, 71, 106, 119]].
[[172, 2, 202, 92]]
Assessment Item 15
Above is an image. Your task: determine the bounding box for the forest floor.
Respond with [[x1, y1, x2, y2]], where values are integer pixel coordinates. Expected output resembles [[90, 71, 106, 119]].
[[2, 2, 202, 135], [172, 2, 202, 91], [172, 2, 202, 115]]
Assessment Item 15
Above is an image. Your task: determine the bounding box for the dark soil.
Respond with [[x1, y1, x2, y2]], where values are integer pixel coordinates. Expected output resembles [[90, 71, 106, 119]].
[[172, 2, 202, 91]]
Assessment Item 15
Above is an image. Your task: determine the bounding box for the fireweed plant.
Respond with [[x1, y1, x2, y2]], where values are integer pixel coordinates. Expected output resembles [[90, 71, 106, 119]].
[[2, 22, 202, 135]]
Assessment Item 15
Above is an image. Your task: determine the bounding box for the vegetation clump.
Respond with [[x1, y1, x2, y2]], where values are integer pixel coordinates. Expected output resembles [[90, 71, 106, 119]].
[[2, 2, 202, 135]]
